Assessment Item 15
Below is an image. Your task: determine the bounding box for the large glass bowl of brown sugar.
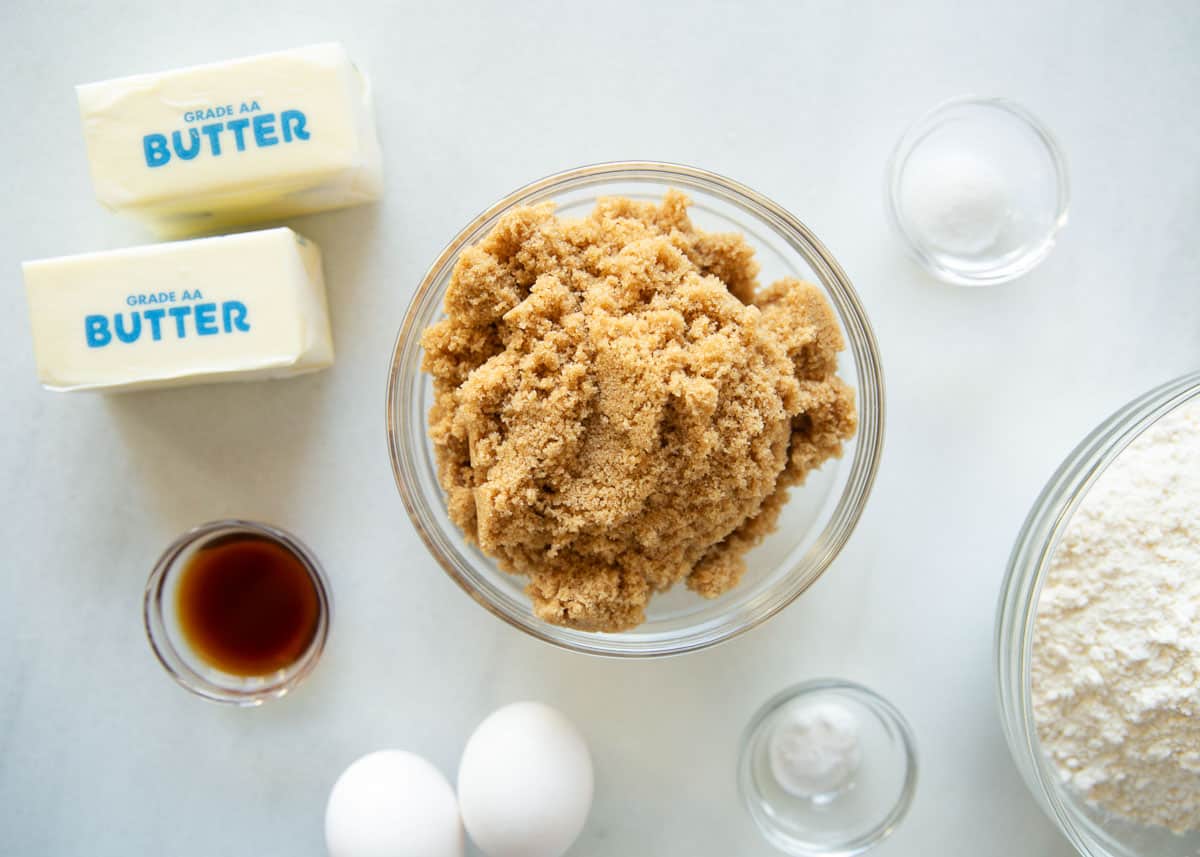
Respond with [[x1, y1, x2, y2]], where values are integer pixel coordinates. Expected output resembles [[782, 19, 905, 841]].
[[386, 161, 884, 657]]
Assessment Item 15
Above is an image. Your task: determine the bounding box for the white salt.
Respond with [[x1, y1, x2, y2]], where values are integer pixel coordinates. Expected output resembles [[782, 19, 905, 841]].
[[904, 150, 1013, 255]]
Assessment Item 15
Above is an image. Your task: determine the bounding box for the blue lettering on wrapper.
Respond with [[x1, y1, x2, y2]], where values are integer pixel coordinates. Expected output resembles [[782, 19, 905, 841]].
[[144, 134, 170, 167], [223, 301, 250, 332], [253, 113, 278, 147], [127, 291, 175, 305], [200, 123, 223, 156], [141, 109, 310, 166], [114, 313, 141, 344], [194, 303, 218, 335], [184, 105, 233, 123], [227, 118, 250, 151], [281, 110, 310, 142], [172, 129, 201, 160], [144, 308, 165, 341], [85, 315, 111, 347], [167, 305, 192, 338], [83, 301, 252, 347]]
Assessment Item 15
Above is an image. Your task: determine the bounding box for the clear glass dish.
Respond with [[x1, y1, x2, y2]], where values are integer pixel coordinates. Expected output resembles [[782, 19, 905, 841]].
[[143, 519, 332, 705], [386, 161, 885, 657], [887, 96, 1069, 286], [738, 680, 918, 856], [995, 370, 1200, 855]]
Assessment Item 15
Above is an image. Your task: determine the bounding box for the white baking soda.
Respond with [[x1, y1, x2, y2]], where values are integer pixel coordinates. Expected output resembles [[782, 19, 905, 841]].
[[768, 701, 862, 799], [1032, 399, 1200, 833]]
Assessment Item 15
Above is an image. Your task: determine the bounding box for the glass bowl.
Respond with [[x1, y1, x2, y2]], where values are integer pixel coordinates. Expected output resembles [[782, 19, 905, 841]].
[[143, 519, 332, 706], [995, 370, 1200, 855], [738, 679, 918, 856], [386, 161, 884, 657], [887, 96, 1069, 286]]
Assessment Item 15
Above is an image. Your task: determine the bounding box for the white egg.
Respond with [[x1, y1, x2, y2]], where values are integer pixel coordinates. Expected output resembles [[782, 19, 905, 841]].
[[457, 702, 593, 857], [325, 750, 463, 857]]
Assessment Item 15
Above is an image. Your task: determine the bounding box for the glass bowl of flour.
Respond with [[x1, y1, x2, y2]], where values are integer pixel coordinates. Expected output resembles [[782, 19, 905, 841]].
[[997, 370, 1200, 856]]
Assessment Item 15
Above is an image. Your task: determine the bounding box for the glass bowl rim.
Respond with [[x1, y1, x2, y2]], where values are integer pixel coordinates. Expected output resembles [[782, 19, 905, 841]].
[[385, 160, 885, 658], [737, 677, 919, 856], [885, 94, 1071, 287], [994, 370, 1200, 853], [142, 518, 332, 706]]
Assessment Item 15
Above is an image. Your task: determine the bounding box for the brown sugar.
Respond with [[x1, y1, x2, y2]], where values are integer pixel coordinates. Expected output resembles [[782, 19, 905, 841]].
[[421, 192, 857, 631]]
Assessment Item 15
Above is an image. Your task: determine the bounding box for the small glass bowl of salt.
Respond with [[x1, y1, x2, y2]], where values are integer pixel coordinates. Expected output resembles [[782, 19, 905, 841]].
[[738, 680, 918, 856], [886, 96, 1069, 286]]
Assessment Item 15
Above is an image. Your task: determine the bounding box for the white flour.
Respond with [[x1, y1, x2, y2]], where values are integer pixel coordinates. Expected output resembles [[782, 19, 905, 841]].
[[1032, 398, 1200, 833]]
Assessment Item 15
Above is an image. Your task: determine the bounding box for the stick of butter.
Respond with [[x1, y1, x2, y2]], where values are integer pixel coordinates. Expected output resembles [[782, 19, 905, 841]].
[[23, 228, 334, 392], [77, 43, 383, 236]]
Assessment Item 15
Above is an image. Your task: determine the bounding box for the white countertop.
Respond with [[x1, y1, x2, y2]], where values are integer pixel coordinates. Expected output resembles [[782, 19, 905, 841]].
[[3, 1, 1198, 854]]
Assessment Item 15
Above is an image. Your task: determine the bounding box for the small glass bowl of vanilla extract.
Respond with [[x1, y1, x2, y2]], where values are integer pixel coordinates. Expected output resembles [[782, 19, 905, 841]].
[[144, 520, 331, 705]]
